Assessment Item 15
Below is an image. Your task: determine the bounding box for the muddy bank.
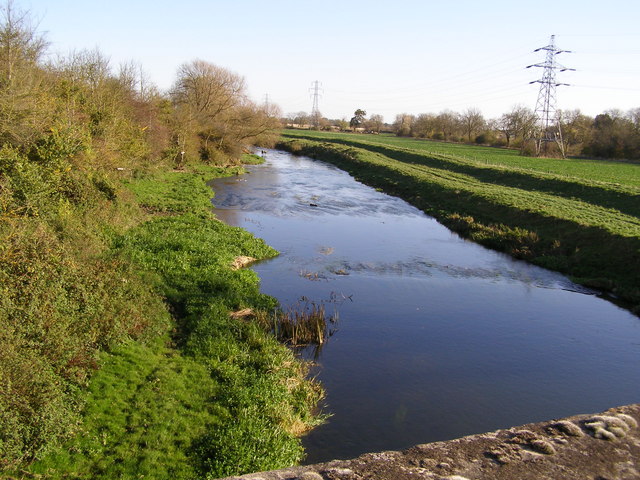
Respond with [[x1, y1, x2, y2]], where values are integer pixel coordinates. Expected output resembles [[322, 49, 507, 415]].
[[220, 403, 640, 480]]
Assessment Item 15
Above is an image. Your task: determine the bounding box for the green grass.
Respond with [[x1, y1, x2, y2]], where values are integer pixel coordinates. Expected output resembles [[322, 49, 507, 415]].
[[27, 338, 220, 479], [11, 165, 324, 479], [241, 153, 266, 165], [284, 130, 640, 186], [278, 131, 640, 311], [124, 165, 243, 214]]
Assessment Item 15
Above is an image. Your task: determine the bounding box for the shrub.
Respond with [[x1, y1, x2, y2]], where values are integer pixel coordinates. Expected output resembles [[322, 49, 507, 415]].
[[475, 132, 497, 145]]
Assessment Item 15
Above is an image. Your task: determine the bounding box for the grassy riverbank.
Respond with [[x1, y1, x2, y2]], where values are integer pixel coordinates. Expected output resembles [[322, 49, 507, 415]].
[[5, 161, 323, 479], [0, 14, 320, 476], [277, 130, 640, 312]]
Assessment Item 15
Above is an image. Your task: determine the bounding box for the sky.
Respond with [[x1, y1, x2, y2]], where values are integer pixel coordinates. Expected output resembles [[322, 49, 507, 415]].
[[22, 0, 640, 123]]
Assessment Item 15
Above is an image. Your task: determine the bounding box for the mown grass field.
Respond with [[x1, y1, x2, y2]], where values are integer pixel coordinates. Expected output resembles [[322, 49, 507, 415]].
[[277, 130, 640, 312], [12, 158, 323, 480]]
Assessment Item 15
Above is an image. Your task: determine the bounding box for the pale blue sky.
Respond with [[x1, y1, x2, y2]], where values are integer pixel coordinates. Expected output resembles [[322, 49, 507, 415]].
[[24, 0, 640, 122]]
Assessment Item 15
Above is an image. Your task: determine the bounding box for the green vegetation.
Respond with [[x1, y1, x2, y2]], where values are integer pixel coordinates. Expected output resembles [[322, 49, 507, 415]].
[[278, 130, 640, 312], [241, 152, 267, 165], [26, 339, 220, 479], [6, 165, 323, 480], [282, 130, 640, 185], [124, 166, 241, 214], [0, 4, 318, 478], [3, 0, 637, 475]]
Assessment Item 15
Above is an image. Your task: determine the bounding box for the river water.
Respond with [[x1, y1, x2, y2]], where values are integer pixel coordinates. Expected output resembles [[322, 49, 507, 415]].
[[210, 149, 640, 464]]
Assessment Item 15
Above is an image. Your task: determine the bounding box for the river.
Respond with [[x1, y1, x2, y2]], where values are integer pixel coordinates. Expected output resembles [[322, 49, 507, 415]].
[[210, 149, 640, 464]]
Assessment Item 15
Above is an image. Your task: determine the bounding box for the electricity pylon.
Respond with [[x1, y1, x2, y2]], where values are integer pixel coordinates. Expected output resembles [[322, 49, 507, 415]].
[[263, 93, 273, 117], [527, 35, 574, 157], [309, 80, 322, 128]]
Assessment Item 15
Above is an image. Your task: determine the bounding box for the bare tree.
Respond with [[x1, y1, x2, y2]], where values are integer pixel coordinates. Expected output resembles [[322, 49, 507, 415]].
[[411, 113, 435, 138], [626, 107, 640, 135], [498, 105, 537, 148], [460, 107, 485, 142], [170, 59, 281, 162], [0, 0, 48, 84], [118, 60, 157, 101], [434, 110, 459, 141], [393, 113, 414, 136], [170, 60, 247, 158], [557, 109, 592, 155], [171, 59, 245, 123], [0, 1, 52, 146], [367, 113, 384, 133], [294, 111, 310, 127]]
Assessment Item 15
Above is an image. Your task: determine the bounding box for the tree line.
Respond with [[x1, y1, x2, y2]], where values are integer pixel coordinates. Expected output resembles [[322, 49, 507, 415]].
[[286, 105, 640, 160]]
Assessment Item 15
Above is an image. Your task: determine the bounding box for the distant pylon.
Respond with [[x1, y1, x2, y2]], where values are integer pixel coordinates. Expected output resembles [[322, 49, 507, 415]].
[[309, 80, 322, 128], [263, 93, 271, 117], [527, 35, 574, 157]]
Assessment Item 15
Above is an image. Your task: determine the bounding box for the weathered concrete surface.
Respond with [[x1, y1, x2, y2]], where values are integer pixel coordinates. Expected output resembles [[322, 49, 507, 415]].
[[221, 404, 640, 480]]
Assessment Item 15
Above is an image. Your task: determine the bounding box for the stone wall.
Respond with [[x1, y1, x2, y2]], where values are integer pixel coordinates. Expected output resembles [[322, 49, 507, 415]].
[[220, 404, 640, 480]]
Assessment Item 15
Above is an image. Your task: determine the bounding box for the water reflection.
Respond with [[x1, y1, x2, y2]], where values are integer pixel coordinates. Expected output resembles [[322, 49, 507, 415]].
[[210, 149, 640, 464]]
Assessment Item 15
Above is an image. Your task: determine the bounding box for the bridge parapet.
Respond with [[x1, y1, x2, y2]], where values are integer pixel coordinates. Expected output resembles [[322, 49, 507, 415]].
[[221, 404, 640, 480]]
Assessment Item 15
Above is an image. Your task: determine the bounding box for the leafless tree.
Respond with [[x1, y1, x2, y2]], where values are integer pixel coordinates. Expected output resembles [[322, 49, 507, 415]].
[[434, 110, 459, 141], [367, 113, 384, 133], [0, 1, 52, 146], [171, 59, 245, 125], [0, 0, 48, 84], [393, 113, 414, 136], [170, 59, 280, 162], [498, 105, 536, 147], [410, 113, 434, 138], [460, 107, 485, 142]]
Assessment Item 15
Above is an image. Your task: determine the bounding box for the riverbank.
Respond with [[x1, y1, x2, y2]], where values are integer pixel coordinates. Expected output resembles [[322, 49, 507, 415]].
[[7, 159, 323, 479], [276, 132, 640, 313]]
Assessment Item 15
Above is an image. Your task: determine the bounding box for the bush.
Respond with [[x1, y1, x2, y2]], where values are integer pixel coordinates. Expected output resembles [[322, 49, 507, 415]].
[[475, 132, 498, 145]]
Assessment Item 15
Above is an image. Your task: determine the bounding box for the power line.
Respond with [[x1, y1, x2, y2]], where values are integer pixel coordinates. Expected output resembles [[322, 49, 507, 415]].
[[572, 84, 640, 92], [326, 53, 533, 97], [527, 35, 575, 157]]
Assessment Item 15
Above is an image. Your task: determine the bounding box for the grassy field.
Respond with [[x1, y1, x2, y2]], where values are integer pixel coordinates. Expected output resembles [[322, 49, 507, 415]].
[[12, 159, 323, 479], [277, 130, 640, 312], [288, 130, 640, 186]]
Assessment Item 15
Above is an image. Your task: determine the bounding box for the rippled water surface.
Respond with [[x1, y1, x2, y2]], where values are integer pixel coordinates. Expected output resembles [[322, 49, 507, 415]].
[[211, 149, 640, 464]]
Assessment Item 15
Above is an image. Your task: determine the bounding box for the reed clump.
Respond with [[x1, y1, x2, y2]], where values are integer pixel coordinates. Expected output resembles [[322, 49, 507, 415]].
[[257, 297, 338, 347]]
